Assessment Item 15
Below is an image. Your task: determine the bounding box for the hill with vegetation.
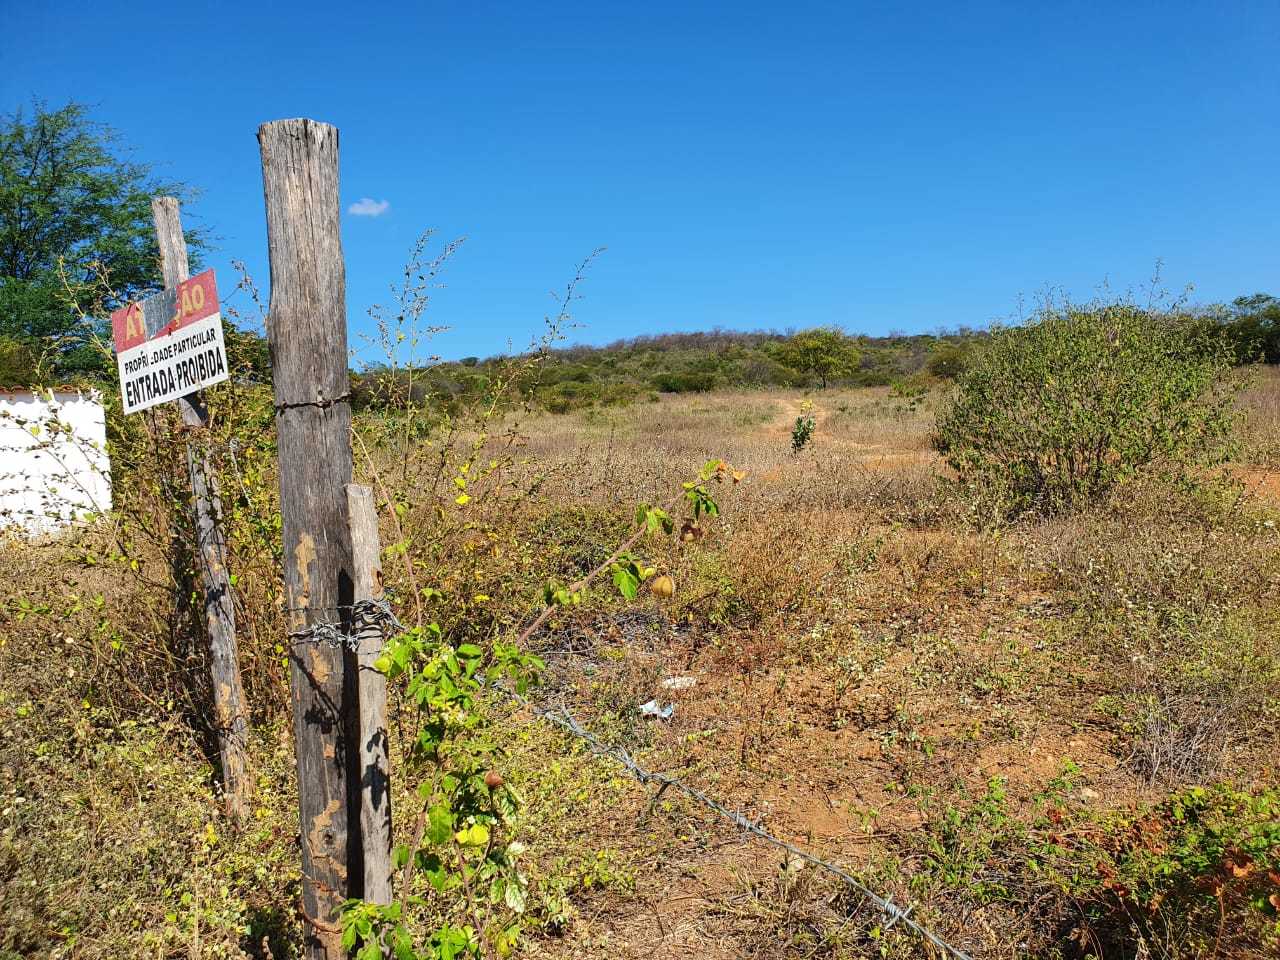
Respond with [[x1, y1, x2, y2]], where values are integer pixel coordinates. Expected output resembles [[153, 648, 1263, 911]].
[[351, 327, 984, 414], [350, 293, 1280, 415]]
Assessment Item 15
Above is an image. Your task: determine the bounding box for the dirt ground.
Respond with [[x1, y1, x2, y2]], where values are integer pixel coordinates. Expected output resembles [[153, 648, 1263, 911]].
[[492, 381, 1280, 959], [3, 377, 1278, 960]]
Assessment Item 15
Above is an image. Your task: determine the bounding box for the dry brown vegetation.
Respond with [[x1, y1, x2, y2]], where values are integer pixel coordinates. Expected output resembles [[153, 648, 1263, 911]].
[[2, 371, 1279, 959]]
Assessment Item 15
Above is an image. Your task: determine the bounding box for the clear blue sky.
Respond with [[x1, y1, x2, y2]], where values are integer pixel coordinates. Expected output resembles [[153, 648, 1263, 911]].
[[3, 1, 1277, 363]]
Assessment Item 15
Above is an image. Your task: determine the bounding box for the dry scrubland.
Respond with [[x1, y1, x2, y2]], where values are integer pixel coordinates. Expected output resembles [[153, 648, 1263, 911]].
[[2, 371, 1280, 959]]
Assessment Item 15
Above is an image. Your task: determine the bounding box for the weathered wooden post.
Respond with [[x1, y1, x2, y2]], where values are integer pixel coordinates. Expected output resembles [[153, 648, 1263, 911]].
[[152, 197, 251, 822], [259, 118, 355, 957], [347, 483, 393, 904]]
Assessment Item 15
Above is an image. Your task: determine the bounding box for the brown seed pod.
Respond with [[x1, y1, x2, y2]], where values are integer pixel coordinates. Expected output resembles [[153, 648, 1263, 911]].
[[679, 520, 703, 543], [650, 574, 675, 599], [484, 770, 504, 789]]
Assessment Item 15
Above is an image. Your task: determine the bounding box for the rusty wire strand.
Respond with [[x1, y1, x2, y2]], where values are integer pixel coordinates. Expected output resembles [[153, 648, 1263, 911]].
[[349, 602, 975, 960]]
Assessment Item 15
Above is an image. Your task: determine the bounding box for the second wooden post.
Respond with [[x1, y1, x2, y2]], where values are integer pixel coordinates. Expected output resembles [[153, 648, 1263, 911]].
[[152, 196, 251, 821], [347, 483, 393, 904]]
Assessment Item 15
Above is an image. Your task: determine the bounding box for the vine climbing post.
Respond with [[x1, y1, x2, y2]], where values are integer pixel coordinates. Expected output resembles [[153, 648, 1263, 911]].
[[151, 196, 251, 822], [259, 118, 356, 958]]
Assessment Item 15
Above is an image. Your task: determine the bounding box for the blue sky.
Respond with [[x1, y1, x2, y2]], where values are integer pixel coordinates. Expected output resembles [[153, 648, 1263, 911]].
[[3, 1, 1277, 363]]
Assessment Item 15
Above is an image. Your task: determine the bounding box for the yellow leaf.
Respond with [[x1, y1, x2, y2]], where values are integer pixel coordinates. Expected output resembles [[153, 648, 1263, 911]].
[[455, 823, 489, 847]]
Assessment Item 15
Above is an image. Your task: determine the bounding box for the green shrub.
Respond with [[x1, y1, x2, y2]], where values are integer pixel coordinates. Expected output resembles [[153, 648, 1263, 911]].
[[537, 379, 639, 413], [1214, 293, 1280, 364], [914, 776, 1280, 956], [650, 370, 718, 393], [790, 412, 815, 453], [936, 302, 1239, 516], [0, 335, 45, 385], [925, 340, 971, 380], [1081, 784, 1280, 956]]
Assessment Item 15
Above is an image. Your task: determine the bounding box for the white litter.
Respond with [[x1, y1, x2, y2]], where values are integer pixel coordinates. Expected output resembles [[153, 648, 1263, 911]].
[[638, 699, 675, 720]]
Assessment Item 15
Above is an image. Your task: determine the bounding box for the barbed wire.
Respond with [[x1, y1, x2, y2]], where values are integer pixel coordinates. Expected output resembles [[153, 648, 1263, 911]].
[[495, 684, 972, 960], [286, 596, 403, 652], [349, 601, 975, 960]]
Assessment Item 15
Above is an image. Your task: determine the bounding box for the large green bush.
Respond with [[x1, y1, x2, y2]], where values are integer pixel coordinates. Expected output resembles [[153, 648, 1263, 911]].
[[936, 303, 1239, 515], [650, 370, 718, 393]]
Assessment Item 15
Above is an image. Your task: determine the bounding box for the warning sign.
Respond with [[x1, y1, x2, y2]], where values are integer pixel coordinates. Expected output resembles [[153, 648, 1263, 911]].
[[111, 269, 230, 414]]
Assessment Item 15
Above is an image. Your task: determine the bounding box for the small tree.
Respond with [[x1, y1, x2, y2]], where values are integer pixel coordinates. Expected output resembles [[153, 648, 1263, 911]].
[[936, 302, 1239, 516], [926, 339, 972, 380], [0, 100, 204, 375], [1216, 293, 1280, 364], [775, 327, 859, 388]]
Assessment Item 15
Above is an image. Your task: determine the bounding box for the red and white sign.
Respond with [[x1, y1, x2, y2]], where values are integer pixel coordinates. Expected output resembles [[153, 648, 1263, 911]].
[[111, 269, 230, 414]]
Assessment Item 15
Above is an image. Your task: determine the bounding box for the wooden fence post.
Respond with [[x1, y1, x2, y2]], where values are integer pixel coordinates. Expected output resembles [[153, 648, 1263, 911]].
[[258, 118, 355, 958], [152, 196, 251, 822], [346, 483, 393, 904]]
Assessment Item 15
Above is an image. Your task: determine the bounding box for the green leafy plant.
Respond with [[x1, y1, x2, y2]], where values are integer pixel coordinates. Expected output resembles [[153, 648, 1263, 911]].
[[607, 552, 657, 600], [918, 777, 1021, 902], [1085, 784, 1280, 950], [791, 412, 815, 454], [936, 300, 1240, 516], [346, 628, 543, 959], [889, 377, 927, 413], [342, 459, 735, 958], [537, 460, 730, 617]]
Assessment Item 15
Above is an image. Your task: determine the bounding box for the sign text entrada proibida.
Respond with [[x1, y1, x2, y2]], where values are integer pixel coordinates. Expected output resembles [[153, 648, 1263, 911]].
[[111, 269, 230, 414]]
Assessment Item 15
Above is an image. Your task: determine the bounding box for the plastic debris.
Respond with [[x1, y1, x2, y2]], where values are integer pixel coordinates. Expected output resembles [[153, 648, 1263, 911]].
[[660, 676, 697, 691], [638, 698, 675, 720]]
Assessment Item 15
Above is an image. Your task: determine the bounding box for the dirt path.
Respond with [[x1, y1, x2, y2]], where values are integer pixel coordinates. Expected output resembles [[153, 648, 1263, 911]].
[[1237, 466, 1280, 503], [764, 394, 823, 440], [762, 391, 939, 473]]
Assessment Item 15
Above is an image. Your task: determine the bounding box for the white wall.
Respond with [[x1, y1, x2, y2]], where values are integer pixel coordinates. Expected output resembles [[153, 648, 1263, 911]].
[[0, 390, 112, 531]]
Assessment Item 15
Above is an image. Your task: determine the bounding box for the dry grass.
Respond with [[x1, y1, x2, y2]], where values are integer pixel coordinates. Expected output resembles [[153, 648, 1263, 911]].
[[3, 377, 1279, 959]]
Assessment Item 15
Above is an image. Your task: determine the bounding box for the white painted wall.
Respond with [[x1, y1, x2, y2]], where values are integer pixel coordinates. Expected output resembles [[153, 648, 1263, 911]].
[[0, 390, 112, 531]]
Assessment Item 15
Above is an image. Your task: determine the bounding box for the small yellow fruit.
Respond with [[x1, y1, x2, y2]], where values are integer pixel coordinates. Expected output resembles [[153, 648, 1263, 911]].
[[649, 574, 675, 599]]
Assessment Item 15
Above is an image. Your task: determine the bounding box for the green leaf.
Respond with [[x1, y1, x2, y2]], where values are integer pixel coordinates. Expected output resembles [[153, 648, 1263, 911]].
[[392, 929, 416, 960], [611, 564, 639, 599], [417, 851, 449, 892], [392, 843, 411, 869], [427, 803, 454, 845]]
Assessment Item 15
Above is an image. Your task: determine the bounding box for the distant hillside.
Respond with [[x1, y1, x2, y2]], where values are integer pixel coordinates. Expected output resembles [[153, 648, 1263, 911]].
[[352, 327, 984, 414], [346, 294, 1280, 415]]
